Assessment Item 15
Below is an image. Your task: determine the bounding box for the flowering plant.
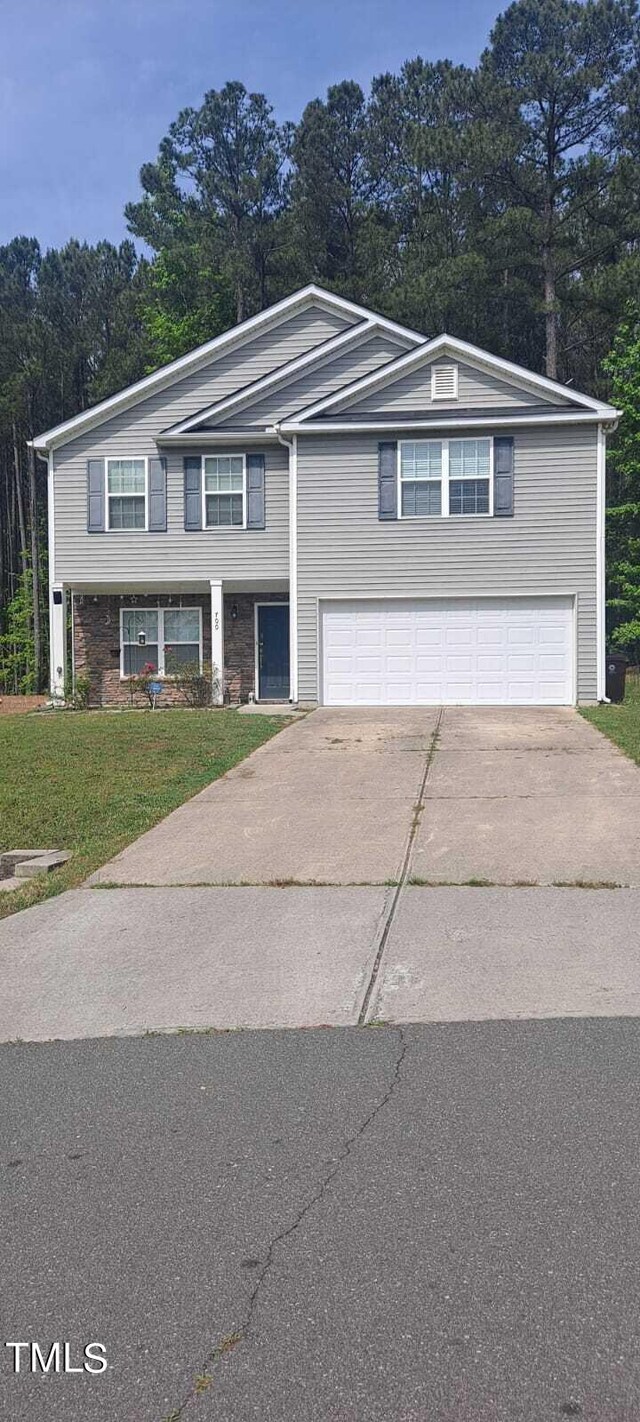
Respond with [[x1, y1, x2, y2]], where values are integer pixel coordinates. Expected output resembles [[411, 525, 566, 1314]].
[[128, 661, 162, 709]]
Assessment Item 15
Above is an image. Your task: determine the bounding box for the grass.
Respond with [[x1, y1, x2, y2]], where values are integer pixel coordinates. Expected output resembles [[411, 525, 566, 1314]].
[[581, 669, 640, 765], [0, 708, 286, 920]]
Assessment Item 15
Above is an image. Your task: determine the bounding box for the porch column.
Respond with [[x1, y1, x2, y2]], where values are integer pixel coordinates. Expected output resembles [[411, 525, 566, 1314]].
[[210, 580, 224, 705], [49, 583, 67, 699]]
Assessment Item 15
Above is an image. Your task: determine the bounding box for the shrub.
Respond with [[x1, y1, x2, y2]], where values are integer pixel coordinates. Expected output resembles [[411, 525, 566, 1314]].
[[73, 673, 92, 710], [128, 662, 162, 709], [165, 657, 220, 707], [64, 669, 92, 709]]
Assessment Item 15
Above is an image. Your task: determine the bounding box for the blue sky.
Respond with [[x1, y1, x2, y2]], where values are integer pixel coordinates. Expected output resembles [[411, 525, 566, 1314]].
[[1, 0, 502, 251]]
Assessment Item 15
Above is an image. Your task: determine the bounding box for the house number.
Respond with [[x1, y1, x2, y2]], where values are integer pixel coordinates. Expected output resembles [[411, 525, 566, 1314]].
[[214, 612, 220, 630]]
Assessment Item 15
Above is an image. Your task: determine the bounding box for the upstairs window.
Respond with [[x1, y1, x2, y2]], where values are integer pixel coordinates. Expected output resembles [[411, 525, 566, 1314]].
[[204, 454, 245, 527], [400, 441, 442, 516], [398, 437, 492, 518], [431, 364, 458, 401], [449, 438, 491, 515], [107, 459, 147, 530]]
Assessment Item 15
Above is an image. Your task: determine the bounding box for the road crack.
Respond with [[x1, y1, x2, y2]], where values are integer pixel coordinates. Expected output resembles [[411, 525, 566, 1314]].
[[162, 1027, 407, 1419]]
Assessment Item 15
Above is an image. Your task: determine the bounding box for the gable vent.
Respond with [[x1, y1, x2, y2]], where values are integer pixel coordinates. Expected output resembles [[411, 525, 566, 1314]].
[[431, 364, 458, 401]]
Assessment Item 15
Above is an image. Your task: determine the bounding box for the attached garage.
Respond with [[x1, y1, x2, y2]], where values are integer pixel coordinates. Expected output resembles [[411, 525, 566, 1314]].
[[320, 596, 575, 706]]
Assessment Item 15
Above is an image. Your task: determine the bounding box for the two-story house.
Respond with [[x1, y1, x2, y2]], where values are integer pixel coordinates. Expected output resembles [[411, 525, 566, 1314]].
[[33, 285, 618, 709]]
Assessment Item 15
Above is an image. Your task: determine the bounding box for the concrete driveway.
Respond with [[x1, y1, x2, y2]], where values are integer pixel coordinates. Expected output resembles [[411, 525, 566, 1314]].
[[88, 704, 640, 889], [90, 707, 437, 886], [413, 706, 640, 887], [1, 705, 640, 1040]]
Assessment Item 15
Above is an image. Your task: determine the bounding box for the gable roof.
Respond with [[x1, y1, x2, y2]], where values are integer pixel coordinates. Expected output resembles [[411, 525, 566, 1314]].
[[160, 318, 421, 439], [32, 285, 425, 452], [284, 332, 617, 426]]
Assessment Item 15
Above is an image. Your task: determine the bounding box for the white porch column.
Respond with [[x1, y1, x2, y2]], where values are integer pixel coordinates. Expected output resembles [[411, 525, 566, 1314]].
[[210, 580, 224, 705], [49, 584, 67, 699]]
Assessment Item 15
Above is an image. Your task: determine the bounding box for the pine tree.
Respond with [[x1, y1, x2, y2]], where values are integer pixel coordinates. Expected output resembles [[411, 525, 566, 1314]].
[[478, 0, 638, 379], [603, 305, 640, 660]]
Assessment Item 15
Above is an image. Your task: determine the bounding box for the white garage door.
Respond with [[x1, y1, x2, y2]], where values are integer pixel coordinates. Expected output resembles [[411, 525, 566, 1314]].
[[321, 597, 574, 706]]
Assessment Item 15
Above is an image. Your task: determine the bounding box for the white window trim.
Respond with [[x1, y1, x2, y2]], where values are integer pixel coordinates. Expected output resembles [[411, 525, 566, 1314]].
[[106, 456, 149, 532], [397, 438, 494, 519], [430, 364, 459, 402], [119, 606, 203, 679], [202, 452, 247, 530]]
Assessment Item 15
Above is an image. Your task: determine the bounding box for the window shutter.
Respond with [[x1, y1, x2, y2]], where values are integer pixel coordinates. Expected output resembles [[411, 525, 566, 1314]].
[[378, 442, 397, 520], [87, 459, 105, 532], [246, 453, 265, 529], [148, 456, 167, 532], [184, 457, 202, 530], [493, 437, 514, 517]]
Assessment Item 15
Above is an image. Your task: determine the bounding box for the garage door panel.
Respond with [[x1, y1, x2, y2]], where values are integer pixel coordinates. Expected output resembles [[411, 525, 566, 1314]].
[[445, 627, 473, 646], [539, 626, 567, 645], [416, 655, 443, 673], [321, 597, 574, 706], [416, 628, 444, 647]]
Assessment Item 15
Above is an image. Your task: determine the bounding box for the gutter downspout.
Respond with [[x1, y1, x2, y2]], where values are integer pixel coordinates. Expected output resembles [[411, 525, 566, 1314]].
[[597, 422, 615, 704], [273, 424, 298, 704]]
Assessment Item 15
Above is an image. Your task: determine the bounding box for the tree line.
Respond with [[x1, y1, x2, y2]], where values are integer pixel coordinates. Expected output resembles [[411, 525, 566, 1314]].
[[2, 0, 640, 690]]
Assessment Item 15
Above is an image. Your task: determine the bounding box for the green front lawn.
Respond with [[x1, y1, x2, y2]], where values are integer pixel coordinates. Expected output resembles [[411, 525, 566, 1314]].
[[581, 670, 640, 764], [0, 709, 286, 920]]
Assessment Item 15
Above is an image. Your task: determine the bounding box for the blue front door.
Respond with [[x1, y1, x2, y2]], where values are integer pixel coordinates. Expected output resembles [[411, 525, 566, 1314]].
[[257, 604, 290, 700]]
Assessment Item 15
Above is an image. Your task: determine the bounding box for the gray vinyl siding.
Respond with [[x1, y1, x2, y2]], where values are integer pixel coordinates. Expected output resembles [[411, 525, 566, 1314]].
[[54, 444, 289, 582], [217, 333, 410, 428], [58, 306, 353, 458], [296, 423, 597, 702], [338, 361, 564, 415], [52, 305, 355, 583]]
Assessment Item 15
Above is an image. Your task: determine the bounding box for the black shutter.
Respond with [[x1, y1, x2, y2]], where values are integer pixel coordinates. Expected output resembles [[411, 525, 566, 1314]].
[[184, 457, 202, 530], [493, 437, 514, 517], [378, 441, 397, 520], [148, 457, 167, 532], [246, 453, 265, 529], [87, 459, 105, 532]]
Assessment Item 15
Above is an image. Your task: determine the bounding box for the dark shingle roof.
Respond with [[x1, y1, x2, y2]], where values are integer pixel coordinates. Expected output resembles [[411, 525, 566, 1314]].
[[308, 404, 570, 424]]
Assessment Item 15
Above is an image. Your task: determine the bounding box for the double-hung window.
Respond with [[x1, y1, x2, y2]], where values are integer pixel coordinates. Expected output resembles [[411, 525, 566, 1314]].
[[162, 609, 202, 669], [203, 454, 246, 528], [121, 609, 159, 675], [398, 438, 492, 518], [449, 438, 491, 515], [121, 607, 203, 677], [399, 441, 442, 516], [107, 458, 147, 530]]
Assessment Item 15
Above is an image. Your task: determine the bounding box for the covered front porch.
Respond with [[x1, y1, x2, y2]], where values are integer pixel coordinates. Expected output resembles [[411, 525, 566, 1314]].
[[50, 579, 291, 707]]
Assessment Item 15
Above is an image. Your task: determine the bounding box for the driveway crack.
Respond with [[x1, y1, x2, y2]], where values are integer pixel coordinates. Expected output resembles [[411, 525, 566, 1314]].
[[357, 710, 444, 1025], [162, 1027, 407, 1419]]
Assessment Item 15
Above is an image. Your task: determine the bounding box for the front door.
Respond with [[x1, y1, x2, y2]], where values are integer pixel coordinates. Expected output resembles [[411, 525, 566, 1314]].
[[257, 603, 290, 700]]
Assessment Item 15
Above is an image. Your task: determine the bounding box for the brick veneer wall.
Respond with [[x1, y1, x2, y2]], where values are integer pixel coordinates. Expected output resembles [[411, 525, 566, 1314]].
[[72, 591, 288, 707]]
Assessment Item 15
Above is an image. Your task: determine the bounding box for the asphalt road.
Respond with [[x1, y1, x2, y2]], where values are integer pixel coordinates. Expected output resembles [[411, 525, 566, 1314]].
[[2, 1021, 640, 1421]]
